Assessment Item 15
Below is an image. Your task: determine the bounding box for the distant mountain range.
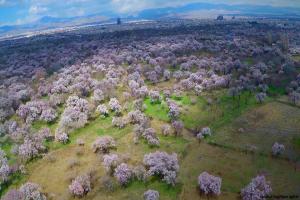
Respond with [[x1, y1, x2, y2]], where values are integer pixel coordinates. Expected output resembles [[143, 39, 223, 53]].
[[1, 2, 300, 38]]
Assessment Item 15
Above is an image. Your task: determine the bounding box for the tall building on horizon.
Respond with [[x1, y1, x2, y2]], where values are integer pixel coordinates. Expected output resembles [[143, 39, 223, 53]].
[[117, 17, 121, 25]]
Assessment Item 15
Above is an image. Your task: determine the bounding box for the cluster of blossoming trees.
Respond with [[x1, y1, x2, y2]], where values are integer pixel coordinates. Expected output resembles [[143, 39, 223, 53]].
[[0, 18, 299, 199]]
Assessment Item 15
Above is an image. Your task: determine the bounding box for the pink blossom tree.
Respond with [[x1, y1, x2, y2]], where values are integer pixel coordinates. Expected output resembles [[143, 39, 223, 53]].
[[198, 171, 222, 196], [69, 175, 91, 197], [143, 151, 179, 186], [144, 189, 159, 200], [241, 175, 272, 200], [92, 136, 116, 153], [114, 163, 132, 186]]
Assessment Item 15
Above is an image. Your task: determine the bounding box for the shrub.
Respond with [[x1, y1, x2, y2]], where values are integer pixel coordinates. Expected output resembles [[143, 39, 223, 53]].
[[146, 71, 159, 84], [142, 128, 160, 146], [271, 142, 285, 156], [147, 137, 160, 147], [133, 99, 144, 111], [108, 98, 122, 113], [161, 124, 172, 136], [143, 151, 179, 186], [163, 90, 171, 98], [92, 89, 104, 103], [38, 128, 52, 141], [114, 163, 132, 186], [149, 90, 161, 103], [167, 100, 180, 120], [196, 127, 211, 140], [0, 96, 14, 122], [133, 124, 145, 144], [55, 132, 69, 144], [92, 136, 116, 153], [66, 96, 89, 114], [100, 176, 115, 192], [97, 104, 109, 116], [18, 139, 39, 161], [241, 175, 272, 200], [127, 110, 146, 124], [17, 100, 55, 123], [112, 117, 126, 129], [198, 172, 222, 196], [59, 96, 89, 133], [0, 149, 9, 183], [194, 84, 203, 95], [172, 120, 184, 136], [40, 108, 57, 123], [133, 165, 147, 181], [19, 182, 47, 200], [144, 189, 159, 200], [2, 189, 23, 200], [49, 94, 65, 106], [163, 70, 171, 81], [136, 86, 149, 98], [18, 134, 47, 161], [255, 92, 267, 103], [69, 175, 91, 197], [103, 154, 119, 174], [289, 91, 300, 105]]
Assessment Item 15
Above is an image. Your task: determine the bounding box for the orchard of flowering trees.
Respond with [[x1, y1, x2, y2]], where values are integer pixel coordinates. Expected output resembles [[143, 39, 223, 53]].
[[0, 16, 299, 199], [17, 100, 57, 124]]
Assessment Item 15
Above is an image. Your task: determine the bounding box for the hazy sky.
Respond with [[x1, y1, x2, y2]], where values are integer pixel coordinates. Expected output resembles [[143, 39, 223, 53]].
[[0, 0, 299, 26]]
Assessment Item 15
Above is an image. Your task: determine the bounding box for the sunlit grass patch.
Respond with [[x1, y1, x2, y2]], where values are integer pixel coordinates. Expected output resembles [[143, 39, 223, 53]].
[[292, 54, 300, 62], [180, 89, 267, 131], [243, 57, 254, 65], [171, 94, 191, 106], [210, 101, 300, 161], [144, 98, 169, 122], [292, 136, 300, 149], [179, 142, 300, 199], [268, 85, 286, 96]]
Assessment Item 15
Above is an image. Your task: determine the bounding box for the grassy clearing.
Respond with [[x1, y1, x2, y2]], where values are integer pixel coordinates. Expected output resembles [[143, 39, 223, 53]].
[[144, 98, 169, 122], [243, 57, 254, 65], [143, 93, 194, 123], [209, 102, 300, 161], [180, 142, 300, 200], [268, 85, 286, 96], [292, 55, 300, 62], [180, 90, 264, 131]]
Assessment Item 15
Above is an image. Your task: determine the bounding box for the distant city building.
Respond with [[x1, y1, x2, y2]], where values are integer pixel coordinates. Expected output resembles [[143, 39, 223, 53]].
[[117, 18, 121, 25], [217, 15, 224, 20]]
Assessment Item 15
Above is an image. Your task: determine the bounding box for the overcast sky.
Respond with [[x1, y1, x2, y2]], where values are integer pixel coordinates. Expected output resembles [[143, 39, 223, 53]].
[[0, 0, 299, 26]]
